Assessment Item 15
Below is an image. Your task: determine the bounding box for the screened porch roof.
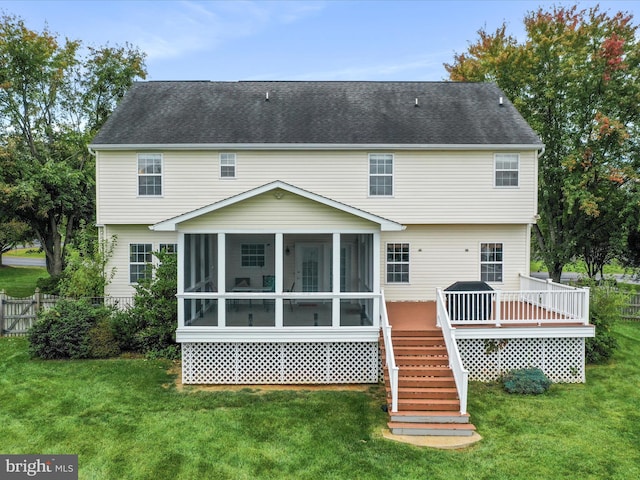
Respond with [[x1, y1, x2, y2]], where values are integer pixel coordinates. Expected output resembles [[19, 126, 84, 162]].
[[150, 180, 406, 232]]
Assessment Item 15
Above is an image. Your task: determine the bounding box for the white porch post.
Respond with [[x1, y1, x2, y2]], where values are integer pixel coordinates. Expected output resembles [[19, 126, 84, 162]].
[[218, 233, 226, 327], [177, 232, 185, 328], [373, 233, 381, 327], [332, 233, 341, 327], [275, 233, 284, 328]]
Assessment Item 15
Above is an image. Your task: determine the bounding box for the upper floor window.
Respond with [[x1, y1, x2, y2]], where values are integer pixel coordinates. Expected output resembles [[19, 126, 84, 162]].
[[480, 242, 503, 282], [369, 153, 393, 196], [495, 154, 519, 187], [386, 243, 409, 283], [220, 153, 236, 178], [138, 153, 162, 196]]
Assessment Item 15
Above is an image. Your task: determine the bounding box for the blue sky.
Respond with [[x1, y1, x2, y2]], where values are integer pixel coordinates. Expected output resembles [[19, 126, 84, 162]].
[[1, 0, 639, 81]]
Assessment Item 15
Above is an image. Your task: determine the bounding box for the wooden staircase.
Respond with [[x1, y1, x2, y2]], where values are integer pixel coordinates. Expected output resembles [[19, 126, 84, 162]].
[[381, 328, 476, 436]]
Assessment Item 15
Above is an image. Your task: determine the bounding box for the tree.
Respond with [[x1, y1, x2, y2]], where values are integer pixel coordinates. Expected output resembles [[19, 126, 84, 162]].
[[445, 5, 640, 281], [0, 210, 30, 266], [0, 14, 146, 277]]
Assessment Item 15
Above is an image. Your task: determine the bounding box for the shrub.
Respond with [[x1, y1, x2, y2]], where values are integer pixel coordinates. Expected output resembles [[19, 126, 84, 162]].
[[585, 280, 623, 364], [88, 318, 121, 358], [112, 251, 180, 359], [36, 275, 62, 295], [28, 299, 115, 359], [502, 368, 552, 394]]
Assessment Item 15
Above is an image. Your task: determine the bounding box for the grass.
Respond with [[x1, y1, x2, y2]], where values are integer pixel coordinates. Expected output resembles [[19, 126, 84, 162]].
[[0, 323, 639, 479], [530, 258, 633, 276], [4, 247, 45, 259], [0, 265, 48, 297]]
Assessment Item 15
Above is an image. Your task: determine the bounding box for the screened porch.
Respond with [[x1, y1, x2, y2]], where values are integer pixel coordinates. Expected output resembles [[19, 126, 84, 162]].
[[178, 232, 381, 331]]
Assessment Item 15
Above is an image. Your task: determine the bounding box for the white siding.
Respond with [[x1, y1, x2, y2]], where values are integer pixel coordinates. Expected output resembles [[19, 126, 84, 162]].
[[179, 191, 377, 232], [101, 225, 178, 297], [96, 149, 538, 225], [381, 224, 530, 301]]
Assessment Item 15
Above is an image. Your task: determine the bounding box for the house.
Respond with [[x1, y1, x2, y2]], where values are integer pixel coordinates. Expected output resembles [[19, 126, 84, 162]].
[[90, 81, 593, 435]]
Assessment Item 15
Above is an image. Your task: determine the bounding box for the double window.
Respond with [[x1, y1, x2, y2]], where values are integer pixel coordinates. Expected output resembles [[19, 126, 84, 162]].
[[369, 154, 393, 196], [220, 153, 236, 178], [138, 154, 162, 196], [386, 243, 409, 283], [129, 243, 153, 283], [495, 154, 519, 187], [480, 243, 503, 282]]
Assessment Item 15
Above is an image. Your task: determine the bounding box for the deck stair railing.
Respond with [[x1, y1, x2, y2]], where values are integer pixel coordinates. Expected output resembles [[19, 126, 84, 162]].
[[435, 288, 469, 415], [380, 290, 399, 413]]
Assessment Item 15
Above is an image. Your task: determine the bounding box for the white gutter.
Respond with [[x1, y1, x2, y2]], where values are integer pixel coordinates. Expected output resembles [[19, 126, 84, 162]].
[[88, 143, 545, 152]]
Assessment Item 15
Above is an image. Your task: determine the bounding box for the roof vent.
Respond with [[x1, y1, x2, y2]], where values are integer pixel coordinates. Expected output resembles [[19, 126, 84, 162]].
[[265, 91, 269, 101], [415, 98, 419, 107], [499, 96, 504, 106]]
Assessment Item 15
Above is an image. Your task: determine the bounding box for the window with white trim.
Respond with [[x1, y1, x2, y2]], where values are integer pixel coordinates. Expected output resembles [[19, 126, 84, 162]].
[[159, 243, 177, 254], [138, 153, 162, 196], [369, 153, 393, 196], [220, 153, 236, 178], [386, 243, 409, 283], [480, 243, 503, 282], [494, 153, 519, 187], [130, 243, 153, 283], [241, 244, 265, 267]]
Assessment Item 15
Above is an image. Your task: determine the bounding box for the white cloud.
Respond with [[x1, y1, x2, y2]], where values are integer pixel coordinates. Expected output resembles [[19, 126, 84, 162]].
[[127, 0, 326, 61]]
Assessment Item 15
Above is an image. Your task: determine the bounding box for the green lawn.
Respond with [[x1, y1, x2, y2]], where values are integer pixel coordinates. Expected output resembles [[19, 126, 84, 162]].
[[0, 265, 48, 297], [4, 247, 45, 259], [0, 323, 639, 479]]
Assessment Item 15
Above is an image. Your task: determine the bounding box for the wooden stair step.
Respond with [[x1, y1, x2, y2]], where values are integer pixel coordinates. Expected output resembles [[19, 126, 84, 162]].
[[384, 373, 456, 388], [398, 366, 453, 376], [390, 337, 445, 347], [394, 387, 459, 399], [392, 346, 448, 355], [387, 421, 476, 437], [396, 356, 449, 366], [398, 398, 461, 411]]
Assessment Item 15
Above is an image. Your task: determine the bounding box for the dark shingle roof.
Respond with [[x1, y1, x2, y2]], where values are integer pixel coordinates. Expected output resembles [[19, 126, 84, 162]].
[[90, 81, 541, 146]]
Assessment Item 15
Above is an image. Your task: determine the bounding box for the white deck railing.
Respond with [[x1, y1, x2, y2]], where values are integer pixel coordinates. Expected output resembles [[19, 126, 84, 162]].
[[380, 290, 399, 413], [435, 289, 469, 415], [443, 275, 590, 327]]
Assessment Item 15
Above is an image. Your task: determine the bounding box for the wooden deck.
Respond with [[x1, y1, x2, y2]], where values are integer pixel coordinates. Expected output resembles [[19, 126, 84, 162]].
[[386, 302, 437, 331], [386, 301, 591, 331]]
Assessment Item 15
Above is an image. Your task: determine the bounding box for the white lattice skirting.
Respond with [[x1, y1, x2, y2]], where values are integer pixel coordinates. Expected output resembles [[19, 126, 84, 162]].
[[182, 342, 380, 384], [456, 337, 586, 383]]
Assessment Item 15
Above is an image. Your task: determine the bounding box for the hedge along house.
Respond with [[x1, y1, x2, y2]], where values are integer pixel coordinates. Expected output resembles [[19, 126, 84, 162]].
[[90, 81, 593, 435]]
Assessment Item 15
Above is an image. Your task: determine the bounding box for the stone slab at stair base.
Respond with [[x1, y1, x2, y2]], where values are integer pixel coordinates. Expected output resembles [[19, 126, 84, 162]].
[[381, 429, 482, 450]]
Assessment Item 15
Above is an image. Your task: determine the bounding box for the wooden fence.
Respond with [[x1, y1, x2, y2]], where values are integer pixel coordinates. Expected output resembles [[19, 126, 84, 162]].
[[622, 292, 640, 321], [0, 289, 134, 336]]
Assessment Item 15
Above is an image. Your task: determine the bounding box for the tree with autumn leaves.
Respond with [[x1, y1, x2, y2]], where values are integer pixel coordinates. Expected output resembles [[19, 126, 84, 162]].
[[0, 14, 146, 278], [446, 5, 640, 281]]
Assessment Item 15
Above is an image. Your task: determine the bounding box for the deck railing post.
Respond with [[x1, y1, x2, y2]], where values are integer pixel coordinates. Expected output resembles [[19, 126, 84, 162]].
[[583, 286, 590, 325], [0, 290, 4, 337], [494, 290, 501, 327]]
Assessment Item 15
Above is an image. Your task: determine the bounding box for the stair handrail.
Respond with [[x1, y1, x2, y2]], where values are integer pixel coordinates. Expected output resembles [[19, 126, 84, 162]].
[[436, 288, 469, 415], [380, 290, 399, 413]]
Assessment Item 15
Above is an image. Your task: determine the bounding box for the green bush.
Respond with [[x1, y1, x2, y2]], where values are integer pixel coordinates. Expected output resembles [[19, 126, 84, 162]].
[[585, 281, 623, 364], [502, 368, 552, 394], [111, 251, 180, 359], [28, 299, 115, 359], [88, 318, 121, 358], [36, 275, 62, 295]]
